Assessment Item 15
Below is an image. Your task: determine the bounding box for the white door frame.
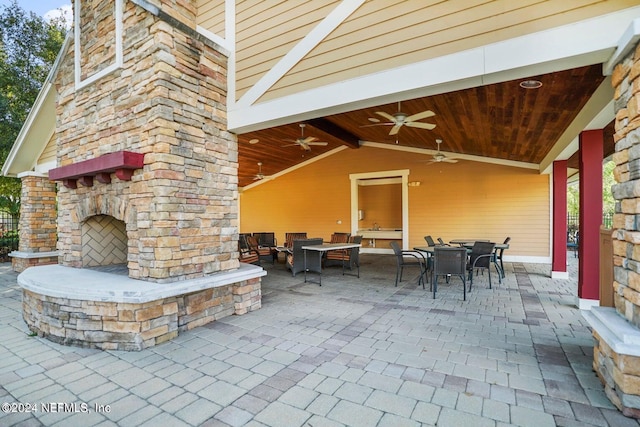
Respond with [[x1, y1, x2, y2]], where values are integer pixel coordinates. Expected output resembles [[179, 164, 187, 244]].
[[349, 169, 410, 253]]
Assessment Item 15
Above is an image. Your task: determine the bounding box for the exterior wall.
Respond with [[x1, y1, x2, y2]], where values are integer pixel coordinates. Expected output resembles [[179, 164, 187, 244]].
[[196, 0, 638, 103], [55, 0, 238, 281], [37, 134, 56, 165], [240, 146, 549, 257]]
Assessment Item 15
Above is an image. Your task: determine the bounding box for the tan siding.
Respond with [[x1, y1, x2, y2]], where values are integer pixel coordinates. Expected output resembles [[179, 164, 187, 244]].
[[240, 146, 549, 257], [37, 134, 56, 165], [234, 0, 340, 99], [197, 0, 225, 37], [255, 0, 636, 101]]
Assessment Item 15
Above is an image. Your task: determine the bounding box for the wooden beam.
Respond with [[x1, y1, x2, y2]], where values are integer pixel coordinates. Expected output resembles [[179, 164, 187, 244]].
[[307, 118, 360, 149]]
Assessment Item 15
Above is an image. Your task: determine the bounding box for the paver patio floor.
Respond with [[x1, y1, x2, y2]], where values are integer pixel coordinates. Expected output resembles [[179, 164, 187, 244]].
[[1, 253, 638, 426]]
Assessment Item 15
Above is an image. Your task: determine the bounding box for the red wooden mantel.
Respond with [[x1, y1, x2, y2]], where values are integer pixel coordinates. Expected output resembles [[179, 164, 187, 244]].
[[48, 151, 145, 189]]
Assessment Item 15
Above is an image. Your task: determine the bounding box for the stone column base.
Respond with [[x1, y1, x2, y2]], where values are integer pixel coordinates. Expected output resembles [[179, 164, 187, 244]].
[[583, 307, 640, 418]]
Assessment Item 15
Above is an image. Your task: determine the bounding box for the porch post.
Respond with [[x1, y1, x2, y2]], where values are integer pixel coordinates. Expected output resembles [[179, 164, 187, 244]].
[[551, 160, 568, 278], [578, 129, 603, 308]]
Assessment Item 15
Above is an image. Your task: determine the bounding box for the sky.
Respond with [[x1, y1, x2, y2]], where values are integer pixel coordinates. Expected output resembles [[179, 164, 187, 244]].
[[0, 0, 72, 21]]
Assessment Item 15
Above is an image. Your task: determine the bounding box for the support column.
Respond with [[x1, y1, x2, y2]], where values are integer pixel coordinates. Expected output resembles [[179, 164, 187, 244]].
[[552, 160, 568, 279], [11, 173, 58, 272], [578, 130, 603, 308]]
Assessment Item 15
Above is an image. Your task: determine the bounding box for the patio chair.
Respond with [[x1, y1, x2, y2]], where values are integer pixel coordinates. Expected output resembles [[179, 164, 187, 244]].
[[437, 237, 450, 246], [238, 235, 260, 265], [286, 238, 323, 277], [285, 232, 307, 249], [390, 241, 428, 288], [325, 235, 362, 272], [493, 237, 510, 278], [246, 235, 277, 265], [467, 241, 497, 290], [432, 246, 468, 300], [424, 235, 437, 247]]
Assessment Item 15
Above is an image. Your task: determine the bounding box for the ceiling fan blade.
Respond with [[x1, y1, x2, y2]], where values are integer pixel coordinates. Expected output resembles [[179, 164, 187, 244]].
[[307, 142, 328, 146], [406, 110, 435, 122], [405, 122, 436, 130], [302, 136, 317, 143], [389, 124, 402, 135], [375, 111, 396, 122], [282, 143, 299, 148], [360, 122, 394, 128], [442, 158, 458, 163]]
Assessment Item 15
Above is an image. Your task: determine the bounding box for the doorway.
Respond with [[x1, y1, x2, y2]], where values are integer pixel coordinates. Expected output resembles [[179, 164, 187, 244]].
[[350, 170, 409, 253]]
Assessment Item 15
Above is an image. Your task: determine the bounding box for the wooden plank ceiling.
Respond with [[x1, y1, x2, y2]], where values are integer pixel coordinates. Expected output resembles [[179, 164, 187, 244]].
[[237, 64, 612, 187]]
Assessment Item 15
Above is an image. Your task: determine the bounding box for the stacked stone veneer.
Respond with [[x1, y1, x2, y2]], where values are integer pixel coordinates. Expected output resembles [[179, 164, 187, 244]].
[[17, 0, 263, 350], [22, 277, 261, 351], [13, 175, 58, 272], [594, 40, 640, 417], [55, 0, 238, 281]]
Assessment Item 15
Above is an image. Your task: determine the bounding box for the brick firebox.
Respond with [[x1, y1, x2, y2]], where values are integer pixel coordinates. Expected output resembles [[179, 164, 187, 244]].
[[17, 0, 264, 350]]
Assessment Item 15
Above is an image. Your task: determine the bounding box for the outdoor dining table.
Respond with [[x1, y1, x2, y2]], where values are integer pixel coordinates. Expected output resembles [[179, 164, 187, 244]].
[[416, 242, 509, 283], [301, 242, 361, 285]]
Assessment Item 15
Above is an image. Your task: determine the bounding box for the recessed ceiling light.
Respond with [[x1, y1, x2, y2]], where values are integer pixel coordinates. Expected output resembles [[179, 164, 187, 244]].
[[249, 139, 259, 144], [519, 80, 542, 89], [368, 117, 380, 123]]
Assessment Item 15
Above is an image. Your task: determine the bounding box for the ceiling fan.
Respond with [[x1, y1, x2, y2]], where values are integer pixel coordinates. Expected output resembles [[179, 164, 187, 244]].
[[253, 162, 265, 180], [364, 101, 436, 136], [283, 123, 329, 151], [427, 139, 458, 164]]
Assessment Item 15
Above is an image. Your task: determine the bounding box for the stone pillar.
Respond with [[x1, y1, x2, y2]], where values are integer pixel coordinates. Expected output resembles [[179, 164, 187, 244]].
[[11, 173, 58, 272], [585, 36, 640, 418], [551, 160, 568, 279]]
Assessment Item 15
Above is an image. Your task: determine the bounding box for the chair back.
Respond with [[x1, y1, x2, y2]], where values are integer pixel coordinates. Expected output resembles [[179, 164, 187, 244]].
[[437, 237, 447, 246], [285, 232, 307, 248], [239, 233, 252, 250], [330, 232, 350, 243], [433, 247, 467, 276], [424, 235, 436, 247], [255, 232, 276, 247], [469, 241, 496, 268], [246, 235, 259, 251]]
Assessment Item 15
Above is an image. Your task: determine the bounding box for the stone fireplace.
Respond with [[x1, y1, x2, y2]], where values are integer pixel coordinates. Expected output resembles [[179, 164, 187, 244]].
[[17, 0, 264, 350]]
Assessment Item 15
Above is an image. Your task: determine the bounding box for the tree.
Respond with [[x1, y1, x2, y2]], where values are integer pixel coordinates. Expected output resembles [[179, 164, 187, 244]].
[[0, 1, 66, 218]]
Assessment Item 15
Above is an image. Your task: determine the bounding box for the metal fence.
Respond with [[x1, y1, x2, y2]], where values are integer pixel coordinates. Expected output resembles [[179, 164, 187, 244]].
[[0, 212, 18, 262], [567, 213, 613, 231]]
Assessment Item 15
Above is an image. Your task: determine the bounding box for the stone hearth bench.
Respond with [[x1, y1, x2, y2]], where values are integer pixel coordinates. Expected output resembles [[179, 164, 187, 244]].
[[18, 263, 265, 351]]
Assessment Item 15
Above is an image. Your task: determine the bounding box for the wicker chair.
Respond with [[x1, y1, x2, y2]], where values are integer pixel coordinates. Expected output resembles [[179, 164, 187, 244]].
[[432, 246, 468, 299], [238, 235, 260, 265], [285, 232, 308, 249], [286, 238, 323, 277], [325, 235, 362, 272], [246, 235, 276, 265], [493, 237, 510, 278]]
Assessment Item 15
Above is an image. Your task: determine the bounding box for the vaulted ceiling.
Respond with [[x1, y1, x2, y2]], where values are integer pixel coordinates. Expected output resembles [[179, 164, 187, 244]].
[[237, 64, 614, 187]]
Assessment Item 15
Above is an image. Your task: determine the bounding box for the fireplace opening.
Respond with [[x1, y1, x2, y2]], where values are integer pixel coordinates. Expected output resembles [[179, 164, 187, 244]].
[[81, 215, 127, 269]]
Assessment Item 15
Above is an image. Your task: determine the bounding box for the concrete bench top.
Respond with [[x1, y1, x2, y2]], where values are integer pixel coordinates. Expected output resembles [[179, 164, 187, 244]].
[[18, 263, 266, 304]]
